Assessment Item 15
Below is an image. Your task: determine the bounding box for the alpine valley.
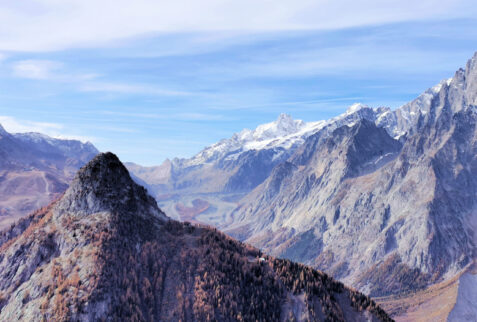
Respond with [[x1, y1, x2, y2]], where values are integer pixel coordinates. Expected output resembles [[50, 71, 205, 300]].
[[127, 52, 477, 320]]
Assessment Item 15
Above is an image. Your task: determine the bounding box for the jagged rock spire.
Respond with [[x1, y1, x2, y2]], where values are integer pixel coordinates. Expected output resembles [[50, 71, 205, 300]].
[[54, 152, 167, 221]]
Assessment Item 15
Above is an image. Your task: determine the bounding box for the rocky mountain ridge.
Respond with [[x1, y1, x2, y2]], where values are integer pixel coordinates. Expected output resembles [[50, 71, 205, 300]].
[[0, 152, 391, 321], [126, 52, 477, 320], [223, 52, 477, 320], [126, 68, 451, 223], [126, 105, 397, 225]]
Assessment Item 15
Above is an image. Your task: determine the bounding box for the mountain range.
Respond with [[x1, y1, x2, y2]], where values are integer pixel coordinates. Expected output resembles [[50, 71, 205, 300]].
[[0, 152, 391, 321], [125, 104, 396, 226], [127, 52, 477, 320], [3, 52, 477, 320]]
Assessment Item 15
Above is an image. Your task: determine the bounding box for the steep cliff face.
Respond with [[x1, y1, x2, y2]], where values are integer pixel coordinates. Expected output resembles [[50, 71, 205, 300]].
[[0, 127, 98, 229], [0, 152, 391, 321], [226, 53, 477, 305]]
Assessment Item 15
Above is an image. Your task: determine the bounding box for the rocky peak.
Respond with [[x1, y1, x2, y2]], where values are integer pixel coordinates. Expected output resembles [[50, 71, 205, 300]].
[[392, 53, 477, 136], [329, 118, 402, 178], [466, 51, 477, 73], [437, 52, 477, 108], [69, 152, 130, 190], [275, 113, 296, 127], [464, 51, 477, 106], [54, 152, 167, 221], [331, 118, 375, 142], [350, 118, 401, 150], [252, 113, 304, 140]]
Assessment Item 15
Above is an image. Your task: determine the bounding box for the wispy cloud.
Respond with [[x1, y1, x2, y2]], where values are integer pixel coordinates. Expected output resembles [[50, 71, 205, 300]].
[[100, 110, 228, 121], [0, 115, 96, 143], [79, 82, 194, 97], [10, 60, 190, 97], [0, 0, 475, 52], [195, 42, 471, 82], [209, 97, 368, 111], [12, 60, 62, 80], [1, 4, 476, 165], [11, 59, 99, 82], [173, 113, 226, 121], [0, 115, 62, 132]]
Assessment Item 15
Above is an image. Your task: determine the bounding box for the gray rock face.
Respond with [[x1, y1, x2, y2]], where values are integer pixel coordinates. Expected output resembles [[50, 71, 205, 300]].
[[225, 52, 477, 301], [55, 152, 168, 221], [222, 147, 292, 192]]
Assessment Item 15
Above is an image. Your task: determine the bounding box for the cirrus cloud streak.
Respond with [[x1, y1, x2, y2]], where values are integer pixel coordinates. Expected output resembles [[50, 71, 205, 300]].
[[0, 0, 475, 52]]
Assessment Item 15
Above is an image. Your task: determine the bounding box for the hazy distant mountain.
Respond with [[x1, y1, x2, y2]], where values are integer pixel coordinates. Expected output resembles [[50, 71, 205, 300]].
[[126, 107, 394, 224], [0, 126, 98, 228], [0, 152, 391, 321], [224, 52, 477, 320], [127, 113, 325, 194]]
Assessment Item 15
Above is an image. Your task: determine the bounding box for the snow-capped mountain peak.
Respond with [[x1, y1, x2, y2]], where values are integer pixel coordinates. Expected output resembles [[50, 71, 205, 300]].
[[252, 113, 305, 142], [181, 114, 326, 166], [277, 112, 294, 123], [346, 103, 368, 114], [179, 104, 395, 167]]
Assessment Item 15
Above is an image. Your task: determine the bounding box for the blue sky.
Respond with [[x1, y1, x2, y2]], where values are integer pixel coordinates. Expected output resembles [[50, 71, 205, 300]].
[[0, 1, 477, 165]]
